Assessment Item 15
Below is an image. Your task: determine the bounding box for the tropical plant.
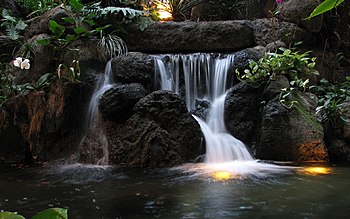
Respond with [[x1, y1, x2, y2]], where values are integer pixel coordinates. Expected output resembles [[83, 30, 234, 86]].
[[18, 72, 56, 91], [0, 8, 27, 41], [84, 2, 149, 31], [236, 48, 319, 108], [154, 0, 208, 21], [306, 0, 344, 19], [57, 60, 81, 83], [98, 33, 128, 60], [14, 0, 59, 17], [311, 77, 350, 127], [236, 48, 318, 87], [0, 207, 68, 219], [0, 63, 15, 105]]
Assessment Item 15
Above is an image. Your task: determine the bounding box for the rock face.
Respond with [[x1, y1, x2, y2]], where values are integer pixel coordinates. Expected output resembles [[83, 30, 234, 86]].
[[111, 52, 155, 90], [256, 94, 328, 162], [2, 80, 86, 163], [251, 18, 312, 46], [277, 0, 323, 33], [119, 19, 310, 53], [106, 91, 203, 167], [99, 83, 148, 121], [191, 0, 273, 21], [120, 20, 255, 53], [224, 83, 263, 149]]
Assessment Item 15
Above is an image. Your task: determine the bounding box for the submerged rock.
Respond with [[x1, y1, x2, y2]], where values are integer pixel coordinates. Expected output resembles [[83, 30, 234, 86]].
[[106, 91, 203, 167]]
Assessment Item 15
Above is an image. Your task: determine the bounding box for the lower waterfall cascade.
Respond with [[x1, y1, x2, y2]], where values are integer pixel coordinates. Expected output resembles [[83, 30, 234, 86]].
[[153, 53, 253, 163]]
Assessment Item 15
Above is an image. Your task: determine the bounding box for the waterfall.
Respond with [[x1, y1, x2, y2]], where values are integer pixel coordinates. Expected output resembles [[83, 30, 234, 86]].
[[80, 61, 113, 165], [153, 53, 253, 163]]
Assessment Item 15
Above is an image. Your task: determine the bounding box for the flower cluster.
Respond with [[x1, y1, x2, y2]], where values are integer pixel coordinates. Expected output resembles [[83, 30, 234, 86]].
[[13, 57, 30, 70], [275, 0, 283, 3]]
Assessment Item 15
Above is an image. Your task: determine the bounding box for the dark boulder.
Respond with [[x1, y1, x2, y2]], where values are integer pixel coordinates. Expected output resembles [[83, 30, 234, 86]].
[[262, 75, 290, 101], [257, 93, 328, 162], [99, 83, 148, 121], [111, 52, 154, 90], [251, 18, 312, 46], [224, 83, 263, 150], [191, 0, 273, 21], [277, 0, 323, 33], [119, 20, 255, 53], [106, 91, 203, 167], [232, 47, 264, 71]]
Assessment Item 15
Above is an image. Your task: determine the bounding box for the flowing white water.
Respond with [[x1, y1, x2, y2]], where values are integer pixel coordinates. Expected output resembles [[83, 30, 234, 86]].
[[154, 53, 252, 162], [154, 53, 294, 177], [80, 61, 113, 165]]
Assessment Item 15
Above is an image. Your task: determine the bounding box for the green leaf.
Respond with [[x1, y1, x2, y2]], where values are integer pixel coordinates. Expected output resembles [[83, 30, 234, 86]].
[[36, 38, 50, 46], [306, 0, 344, 20], [69, 0, 84, 12], [32, 208, 68, 219], [65, 34, 76, 42], [0, 212, 26, 219], [62, 17, 75, 24], [73, 27, 86, 35]]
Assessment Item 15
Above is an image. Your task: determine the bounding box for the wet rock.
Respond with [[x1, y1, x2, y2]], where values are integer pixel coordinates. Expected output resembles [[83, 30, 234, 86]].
[[111, 52, 154, 90], [106, 91, 203, 167], [99, 83, 148, 121], [277, 0, 323, 33], [262, 75, 290, 101], [257, 93, 328, 162], [224, 83, 263, 149], [119, 20, 255, 53], [251, 18, 312, 46]]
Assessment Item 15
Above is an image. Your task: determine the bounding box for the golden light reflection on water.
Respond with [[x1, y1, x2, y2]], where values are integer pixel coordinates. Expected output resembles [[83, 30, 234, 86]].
[[212, 171, 233, 181], [299, 167, 332, 175]]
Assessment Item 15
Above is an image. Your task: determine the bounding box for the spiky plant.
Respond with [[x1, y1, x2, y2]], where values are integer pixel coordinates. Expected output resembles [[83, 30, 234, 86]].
[[98, 33, 128, 60]]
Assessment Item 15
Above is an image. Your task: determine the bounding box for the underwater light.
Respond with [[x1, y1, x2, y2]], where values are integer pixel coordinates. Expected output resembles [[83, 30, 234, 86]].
[[212, 171, 232, 180], [299, 167, 332, 175]]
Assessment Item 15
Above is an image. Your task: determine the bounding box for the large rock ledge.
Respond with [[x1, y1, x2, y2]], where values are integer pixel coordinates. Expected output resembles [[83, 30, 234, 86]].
[[121, 20, 254, 53], [120, 19, 310, 53]]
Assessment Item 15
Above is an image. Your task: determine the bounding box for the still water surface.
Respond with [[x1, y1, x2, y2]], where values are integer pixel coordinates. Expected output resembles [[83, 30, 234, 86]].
[[0, 163, 349, 219]]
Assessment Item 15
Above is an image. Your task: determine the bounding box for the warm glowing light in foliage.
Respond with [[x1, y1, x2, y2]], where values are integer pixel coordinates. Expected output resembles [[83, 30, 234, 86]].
[[157, 4, 173, 20], [212, 171, 232, 180], [300, 167, 332, 175]]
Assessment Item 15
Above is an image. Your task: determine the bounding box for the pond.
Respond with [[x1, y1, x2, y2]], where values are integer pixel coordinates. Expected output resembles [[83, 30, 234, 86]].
[[1, 162, 349, 219]]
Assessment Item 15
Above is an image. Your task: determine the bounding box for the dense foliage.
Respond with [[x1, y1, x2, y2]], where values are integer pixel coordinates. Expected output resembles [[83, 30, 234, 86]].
[[0, 208, 68, 219], [312, 77, 350, 127]]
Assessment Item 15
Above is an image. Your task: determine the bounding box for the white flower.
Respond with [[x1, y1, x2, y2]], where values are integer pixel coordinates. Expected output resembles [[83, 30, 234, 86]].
[[12, 57, 30, 70], [21, 58, 30, 70], [13, 57, 23, 68]]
